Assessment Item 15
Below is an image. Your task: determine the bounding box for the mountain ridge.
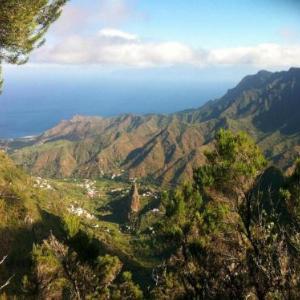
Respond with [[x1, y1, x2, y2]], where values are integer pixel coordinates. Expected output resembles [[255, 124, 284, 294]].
[[5, 68, 300, 184]]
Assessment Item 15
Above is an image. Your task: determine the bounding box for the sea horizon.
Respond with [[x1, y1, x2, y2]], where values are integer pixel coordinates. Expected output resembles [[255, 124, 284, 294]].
[[0, 80, 231, 139]]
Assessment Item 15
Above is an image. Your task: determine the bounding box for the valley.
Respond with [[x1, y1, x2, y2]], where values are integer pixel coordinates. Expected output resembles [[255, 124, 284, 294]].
[[1, 1, 300, 298], [1, 68, 300, 299], [3, 68, 300, 185], [1, 115, 300, 298], [0, 150, 164, 296]]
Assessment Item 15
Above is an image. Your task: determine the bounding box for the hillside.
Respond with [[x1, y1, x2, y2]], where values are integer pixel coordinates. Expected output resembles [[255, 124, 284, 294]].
[[0, 150, 50, 294], [0, 151, 164, 297], [5, 68, 300, 184], [0, 131, 299, 299]]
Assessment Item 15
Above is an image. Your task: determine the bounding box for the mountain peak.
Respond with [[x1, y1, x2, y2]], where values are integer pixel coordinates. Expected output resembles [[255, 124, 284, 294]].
[[289, 67, 300, 73], [70, 115, 103, 123], [256, 69, 272, 76], [237, 69, 273, 90]]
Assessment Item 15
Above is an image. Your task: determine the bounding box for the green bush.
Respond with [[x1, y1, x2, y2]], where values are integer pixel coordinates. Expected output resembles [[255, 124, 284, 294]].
[[63, 214, 81, 238]]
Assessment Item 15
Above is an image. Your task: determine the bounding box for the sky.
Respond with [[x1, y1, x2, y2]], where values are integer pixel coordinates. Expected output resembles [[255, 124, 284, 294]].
[[1, 0, 300, 138], [5, 0, 300, 74], [32, 0, 300, 67]]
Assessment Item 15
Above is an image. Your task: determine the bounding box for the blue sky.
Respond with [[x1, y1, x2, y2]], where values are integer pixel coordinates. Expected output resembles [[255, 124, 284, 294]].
[[125, 0, 300, 48], [65, 0, 300, 47], [5, 0, 300, 75]]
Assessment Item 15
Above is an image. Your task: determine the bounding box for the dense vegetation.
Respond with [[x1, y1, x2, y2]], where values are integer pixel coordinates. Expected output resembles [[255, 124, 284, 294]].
[[0, 129, 299, 299], [150, 130, 300, 299], [0, 150, 145, 299]]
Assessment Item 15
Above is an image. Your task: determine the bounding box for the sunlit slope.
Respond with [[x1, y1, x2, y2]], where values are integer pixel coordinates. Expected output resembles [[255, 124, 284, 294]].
[[10, 68, 300, 183]]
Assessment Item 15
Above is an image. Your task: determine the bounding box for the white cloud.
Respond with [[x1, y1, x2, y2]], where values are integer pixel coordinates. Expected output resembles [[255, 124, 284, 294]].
[[33, 28, 300, 68], [98, 28, 137, 41], [208, 44, 300, 67], [33, 29, 198, 67]]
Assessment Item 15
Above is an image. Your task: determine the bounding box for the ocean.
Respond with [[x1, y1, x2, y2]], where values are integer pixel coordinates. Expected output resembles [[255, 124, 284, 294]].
[[0, 75, 231, 139]]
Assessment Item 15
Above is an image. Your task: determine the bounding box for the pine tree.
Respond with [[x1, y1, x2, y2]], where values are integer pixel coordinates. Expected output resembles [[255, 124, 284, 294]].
[[0, 0, 68, 90]]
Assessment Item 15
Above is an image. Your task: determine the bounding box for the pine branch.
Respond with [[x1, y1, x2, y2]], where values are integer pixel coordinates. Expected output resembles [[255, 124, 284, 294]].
[[0, 275, 14, 291]]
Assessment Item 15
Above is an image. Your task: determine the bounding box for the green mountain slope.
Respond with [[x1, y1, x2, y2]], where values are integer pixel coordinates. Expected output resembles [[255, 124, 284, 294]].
[[0, 150, 51, 294], [7, 68, 300, 184], [0, 151, 163, 297]]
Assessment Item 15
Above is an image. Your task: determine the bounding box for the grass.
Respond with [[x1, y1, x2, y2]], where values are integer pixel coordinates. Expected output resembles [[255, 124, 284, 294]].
[[0, 151, 164, 294]]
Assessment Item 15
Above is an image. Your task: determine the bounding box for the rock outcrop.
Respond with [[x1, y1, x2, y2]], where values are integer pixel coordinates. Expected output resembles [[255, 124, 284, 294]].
[[129, 183, 141, 214]]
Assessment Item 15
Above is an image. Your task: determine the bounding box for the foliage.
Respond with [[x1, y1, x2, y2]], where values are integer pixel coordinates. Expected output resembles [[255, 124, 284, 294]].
[[30, 234, 137, 299], [152, 131, 300, 299], [0, 0, 68, 90], [96, 255, 123, 287], [31, 236, 75, 299], [1, 131, 300, 299], [194, 129, 266, 197], [111, 271, 143, 300], [63, 214, 81, 238]]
